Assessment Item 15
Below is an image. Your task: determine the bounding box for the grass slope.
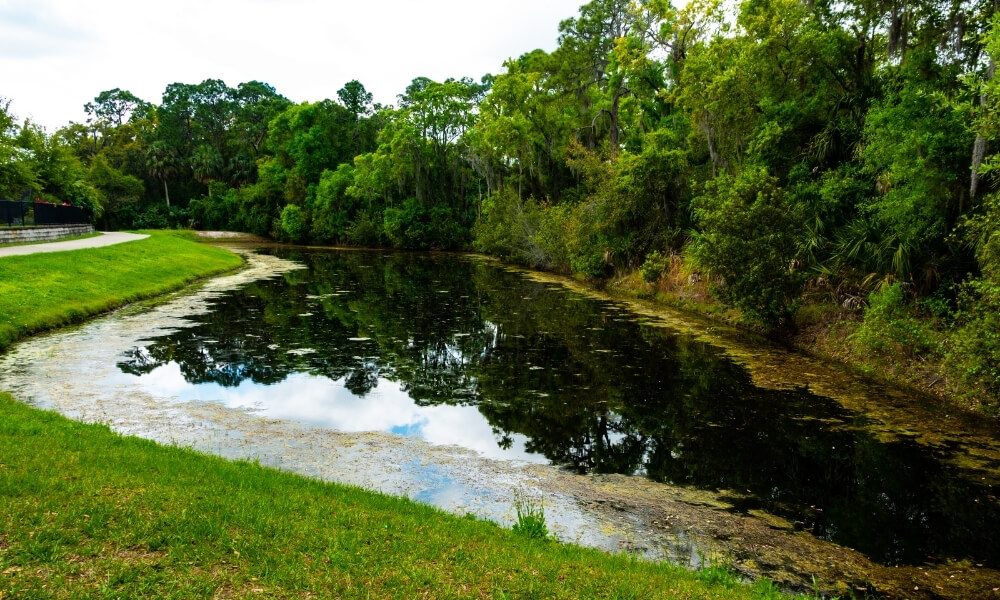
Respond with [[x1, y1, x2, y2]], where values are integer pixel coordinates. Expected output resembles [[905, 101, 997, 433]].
[[0, 394, 798, 599], [0, 230, 243, 350]]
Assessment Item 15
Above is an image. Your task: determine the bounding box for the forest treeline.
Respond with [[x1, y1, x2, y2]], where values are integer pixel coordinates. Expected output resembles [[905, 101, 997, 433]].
[[2, 0, 999, 407]]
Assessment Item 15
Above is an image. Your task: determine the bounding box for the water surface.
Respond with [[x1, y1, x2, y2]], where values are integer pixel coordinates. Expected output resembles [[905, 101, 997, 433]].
[[112, 250, 1000, 567], [3, 248, 999, 598]]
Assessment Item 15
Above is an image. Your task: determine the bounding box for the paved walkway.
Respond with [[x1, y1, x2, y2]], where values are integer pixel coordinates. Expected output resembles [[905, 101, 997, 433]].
[[0, 232, 149, 258]]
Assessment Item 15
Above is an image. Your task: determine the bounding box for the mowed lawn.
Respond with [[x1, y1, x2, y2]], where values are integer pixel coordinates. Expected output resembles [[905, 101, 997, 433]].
[[0, 230, 243, 350], [0, 394, 801, 600]]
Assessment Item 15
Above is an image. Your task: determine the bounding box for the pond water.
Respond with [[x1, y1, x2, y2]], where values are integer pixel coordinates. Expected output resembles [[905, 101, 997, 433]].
[[3, 247, 999, 598]]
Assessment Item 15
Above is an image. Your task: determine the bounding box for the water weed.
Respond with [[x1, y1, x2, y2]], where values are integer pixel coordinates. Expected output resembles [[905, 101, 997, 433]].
[[511, 489, 549, 540]]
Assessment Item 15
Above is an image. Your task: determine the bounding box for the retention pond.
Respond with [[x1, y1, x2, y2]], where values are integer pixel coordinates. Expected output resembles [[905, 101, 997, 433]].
[[2, 247, 999, 598]]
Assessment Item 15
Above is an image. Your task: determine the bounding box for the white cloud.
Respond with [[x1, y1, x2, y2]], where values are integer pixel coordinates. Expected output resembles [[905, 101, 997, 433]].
[[0, 0, 584, 131]]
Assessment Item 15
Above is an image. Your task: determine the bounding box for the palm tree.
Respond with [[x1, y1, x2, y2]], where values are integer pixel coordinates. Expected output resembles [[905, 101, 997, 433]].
[[228, 153, 253, 187], [146, 141, 179, 208], [190, 145, 223, 198]]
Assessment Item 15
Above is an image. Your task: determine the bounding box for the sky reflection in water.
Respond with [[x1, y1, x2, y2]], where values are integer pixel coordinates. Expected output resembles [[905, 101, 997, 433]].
[[128, 362, 546, 464]]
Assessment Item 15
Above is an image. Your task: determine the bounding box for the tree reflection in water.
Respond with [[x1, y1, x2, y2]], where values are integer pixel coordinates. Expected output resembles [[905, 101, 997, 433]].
[[118, 249, 1000, 570]]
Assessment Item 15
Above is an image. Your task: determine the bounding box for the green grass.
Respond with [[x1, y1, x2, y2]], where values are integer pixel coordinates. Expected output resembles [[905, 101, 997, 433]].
[[0, 232, 102, 248], [0, 230, 244, 351], [0, 231, 807, 598], [0, 393, 801, 599]]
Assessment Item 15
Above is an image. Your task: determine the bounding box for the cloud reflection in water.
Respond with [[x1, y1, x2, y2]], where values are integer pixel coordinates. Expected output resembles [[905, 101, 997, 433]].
[[131, 362, 547, 464]]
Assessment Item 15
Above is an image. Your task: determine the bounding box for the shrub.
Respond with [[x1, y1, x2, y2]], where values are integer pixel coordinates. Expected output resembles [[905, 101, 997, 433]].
[[344, 209, 385, 247], [533, 201, 610, 278], [946, 278, 1000, 411], [280, 204, 307, 243], [310, 164, 357, 243], [472, 189, 543, 265], [383, 199, 467, 250], [188, 185, 239, 231], [945, 193, 1000, 409], [689, 168, 804, 333], [640, 251, 669, 283], [849, 283, 940, 358], [133, 204, 170, 229]]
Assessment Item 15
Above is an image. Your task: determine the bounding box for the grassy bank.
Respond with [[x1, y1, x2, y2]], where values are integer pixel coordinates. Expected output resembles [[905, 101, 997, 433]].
[[0, 394, 802, 599], [0, 230, 243, 351], [607, 262, 996, 414]]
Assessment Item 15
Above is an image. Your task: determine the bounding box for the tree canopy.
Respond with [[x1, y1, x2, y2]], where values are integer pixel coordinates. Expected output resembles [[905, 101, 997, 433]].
[[6, 0, 1000, 401]]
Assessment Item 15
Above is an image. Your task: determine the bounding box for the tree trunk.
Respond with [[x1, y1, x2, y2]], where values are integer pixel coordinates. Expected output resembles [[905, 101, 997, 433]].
[[610, 92, 621, 162], [163, 179, 171, 208], [972, 58, 996, 204]]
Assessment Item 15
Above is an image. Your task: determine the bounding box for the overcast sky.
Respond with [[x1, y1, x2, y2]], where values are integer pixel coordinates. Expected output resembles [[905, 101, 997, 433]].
[[0, 0, 586, 132]]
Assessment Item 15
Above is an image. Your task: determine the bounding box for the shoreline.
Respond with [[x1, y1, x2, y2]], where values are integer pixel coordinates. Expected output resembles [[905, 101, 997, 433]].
[[3, 243, 998, 597]]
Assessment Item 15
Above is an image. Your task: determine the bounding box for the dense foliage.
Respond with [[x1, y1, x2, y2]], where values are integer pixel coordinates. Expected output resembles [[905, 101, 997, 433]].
[[3, 0, 1000, 404]]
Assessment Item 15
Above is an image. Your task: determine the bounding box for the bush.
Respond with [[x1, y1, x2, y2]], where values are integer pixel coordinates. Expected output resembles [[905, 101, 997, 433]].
[[188, 185, 239, 231], [946, 272, 1000, 410], [310, 164, 357, 244], [344, 209, 385, 247], [472, 189, 543, 265], [533, 201, 609, 278], [383, 199, 468, 250], [849, 283, 940, 358], [280, 204, 307, 243], [944, 193, 1000, 409], [132, 204, 170, 229], [689, 168, 804, 333], [640, 251, 669, 283]]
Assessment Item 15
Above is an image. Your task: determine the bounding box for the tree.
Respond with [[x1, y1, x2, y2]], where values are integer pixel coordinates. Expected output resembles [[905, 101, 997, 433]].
[[266, 100, 354, 184], [0, 98, 35, 200], [233, 81, 291, 158], [338, 80, 374, 117], [689, 168, 804, 333], [337, 80, 380, 157], [146, 140, 179, 207], [190, 79, 236, 154], [85, 88, 150, 129], [87, 153, 143, 224], [190, 144, 223, 196], [311, 163, 358, 243], [856, 77, 972, 288]]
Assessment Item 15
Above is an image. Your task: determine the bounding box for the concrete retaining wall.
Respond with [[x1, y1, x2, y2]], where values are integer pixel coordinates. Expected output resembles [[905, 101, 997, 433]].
[[0, 225, 95, 245]]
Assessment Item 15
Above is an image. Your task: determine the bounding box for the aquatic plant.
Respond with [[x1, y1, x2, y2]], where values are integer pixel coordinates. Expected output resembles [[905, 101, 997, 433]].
[[512, 489, 548, 540]]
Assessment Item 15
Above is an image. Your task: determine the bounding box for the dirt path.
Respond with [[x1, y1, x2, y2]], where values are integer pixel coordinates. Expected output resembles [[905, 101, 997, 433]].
[[0, 232, 148, 257]]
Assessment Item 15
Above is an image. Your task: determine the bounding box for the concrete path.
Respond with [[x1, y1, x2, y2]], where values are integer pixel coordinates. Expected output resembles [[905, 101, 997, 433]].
[[0, 232, 149, 258]]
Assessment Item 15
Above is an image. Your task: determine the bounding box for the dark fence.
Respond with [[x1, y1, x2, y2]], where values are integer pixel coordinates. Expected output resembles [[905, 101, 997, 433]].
[[1, 200, 89, 227]]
